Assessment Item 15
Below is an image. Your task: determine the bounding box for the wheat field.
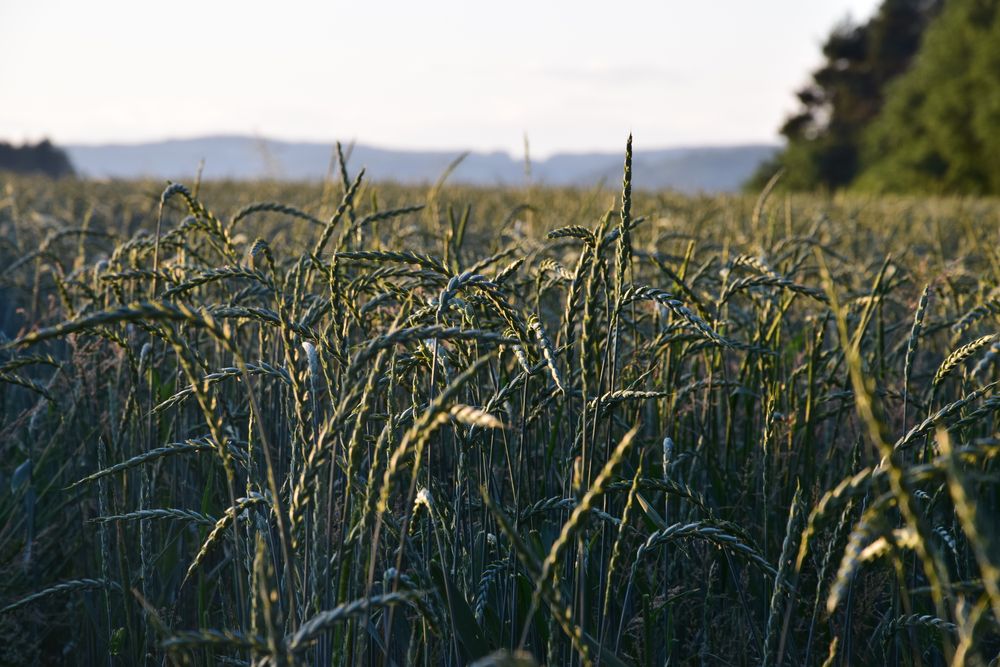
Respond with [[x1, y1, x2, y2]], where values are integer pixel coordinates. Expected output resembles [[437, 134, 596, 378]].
[[2, 143, 1000, 665]]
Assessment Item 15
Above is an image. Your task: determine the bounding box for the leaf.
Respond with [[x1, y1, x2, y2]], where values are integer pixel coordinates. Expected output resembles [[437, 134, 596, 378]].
[[109, 627, 126, 656], [429, 563, 490, 660], [11, 459, 31, 494], [634, 492, 667, 530]]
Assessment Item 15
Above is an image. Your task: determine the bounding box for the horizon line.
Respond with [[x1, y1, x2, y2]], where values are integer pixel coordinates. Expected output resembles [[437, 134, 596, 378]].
[[14, 132, 783, 160]]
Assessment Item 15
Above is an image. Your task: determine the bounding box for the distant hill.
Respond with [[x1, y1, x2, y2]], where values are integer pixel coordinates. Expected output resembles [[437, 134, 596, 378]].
[[65, 136, 777, 193]]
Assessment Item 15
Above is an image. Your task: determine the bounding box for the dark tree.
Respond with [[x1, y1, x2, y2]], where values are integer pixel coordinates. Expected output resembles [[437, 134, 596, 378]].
[[857, 0, 1000, 194], [748, 0, 942, 191], [0, 139, 75, 178]]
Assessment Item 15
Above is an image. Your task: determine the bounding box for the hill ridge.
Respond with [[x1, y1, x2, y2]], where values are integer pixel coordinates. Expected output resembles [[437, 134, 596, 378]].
[[66, 135, 778, 193]]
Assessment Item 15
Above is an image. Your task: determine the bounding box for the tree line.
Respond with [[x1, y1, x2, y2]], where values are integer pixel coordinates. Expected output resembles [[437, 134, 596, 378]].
[[751, 0, 1000, 195], [0, 140, 75, 178]]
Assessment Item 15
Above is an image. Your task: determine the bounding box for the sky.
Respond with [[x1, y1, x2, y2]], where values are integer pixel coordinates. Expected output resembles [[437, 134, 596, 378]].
[[0, 0, 881, 157]]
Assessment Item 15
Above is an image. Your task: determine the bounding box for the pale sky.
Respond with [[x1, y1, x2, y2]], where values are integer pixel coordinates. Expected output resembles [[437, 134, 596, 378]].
[[0, 0, 881, 157]]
